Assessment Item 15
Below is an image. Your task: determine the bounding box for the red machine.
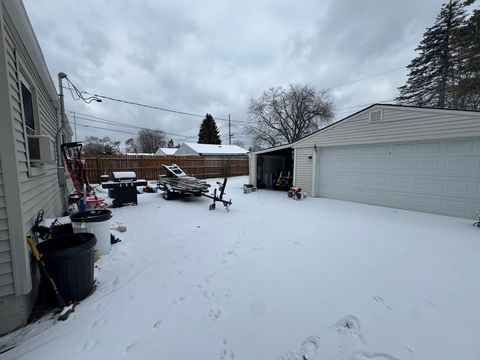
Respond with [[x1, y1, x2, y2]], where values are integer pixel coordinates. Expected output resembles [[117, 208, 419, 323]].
[[61, 142, 106, 210], [287, 186, 303, 200]]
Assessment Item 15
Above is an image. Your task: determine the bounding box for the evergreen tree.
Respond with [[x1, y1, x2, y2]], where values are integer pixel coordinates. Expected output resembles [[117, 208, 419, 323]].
[[456, 8, 480, 109], [198, 114, 221, 144], [167, 139, 175, 148], [396, 0, 467, 108]]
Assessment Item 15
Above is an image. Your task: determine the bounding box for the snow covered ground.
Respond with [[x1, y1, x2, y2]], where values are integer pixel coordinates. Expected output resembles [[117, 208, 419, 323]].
[[1, 176, 479, 360]]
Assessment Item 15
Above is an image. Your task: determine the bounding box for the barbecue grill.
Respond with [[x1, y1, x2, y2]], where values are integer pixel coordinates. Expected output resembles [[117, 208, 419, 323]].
[[101, 171, 147, 207]]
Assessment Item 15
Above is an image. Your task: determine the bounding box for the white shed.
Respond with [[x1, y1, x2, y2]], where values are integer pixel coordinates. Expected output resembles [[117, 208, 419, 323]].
[[293, 104, 480, 219], [175, 142, 248, 156], [155, 148, 177, 156]]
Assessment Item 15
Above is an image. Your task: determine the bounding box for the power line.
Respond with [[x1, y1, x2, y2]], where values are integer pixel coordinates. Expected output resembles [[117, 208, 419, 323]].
[[64, 64, 406, 127], [78, 90, 250, 124], [74, 121, 198, 140], [66, 110, 198, 140], [327, 66, 406, 90]]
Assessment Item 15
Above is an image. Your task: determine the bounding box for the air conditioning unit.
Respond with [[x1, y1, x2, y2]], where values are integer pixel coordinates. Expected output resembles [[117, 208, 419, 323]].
[[27, 135, 55, 163]]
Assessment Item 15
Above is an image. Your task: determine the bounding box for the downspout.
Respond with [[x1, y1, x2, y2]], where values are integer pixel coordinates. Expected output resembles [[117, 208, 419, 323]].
[[55, 72, 67, 165], [55, 72, 69, 214]]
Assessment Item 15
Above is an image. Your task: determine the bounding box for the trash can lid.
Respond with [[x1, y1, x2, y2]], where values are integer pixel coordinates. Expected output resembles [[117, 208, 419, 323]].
[[70, 209, 112, 223]]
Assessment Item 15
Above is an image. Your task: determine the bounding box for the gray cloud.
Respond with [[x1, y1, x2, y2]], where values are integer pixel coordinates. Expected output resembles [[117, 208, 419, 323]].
[[24, 0, 447, 146]]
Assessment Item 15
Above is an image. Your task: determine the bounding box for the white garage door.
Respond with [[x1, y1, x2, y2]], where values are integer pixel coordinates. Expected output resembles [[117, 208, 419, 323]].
[[316, 138, 480, 219]]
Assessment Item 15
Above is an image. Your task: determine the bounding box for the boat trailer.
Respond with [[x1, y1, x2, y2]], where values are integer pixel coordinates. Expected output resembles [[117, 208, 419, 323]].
[[157, 164, 232, 211]]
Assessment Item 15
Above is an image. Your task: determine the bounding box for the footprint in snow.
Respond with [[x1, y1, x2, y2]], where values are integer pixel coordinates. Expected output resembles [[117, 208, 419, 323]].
[[373, 296, 392, 310], [82, 339, 99, 351], [353, 351, 400, 360], [300, 336, 321, 360], [124, 342, 138, 353], [89, 317, 108, 329], [153, 320, 162, 330]]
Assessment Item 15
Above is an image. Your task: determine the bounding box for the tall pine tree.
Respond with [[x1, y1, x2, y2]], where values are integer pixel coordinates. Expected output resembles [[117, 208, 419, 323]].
[[396, 0, 466, 108], [198, 114, 221, 144], [456, 7, 480, 109]]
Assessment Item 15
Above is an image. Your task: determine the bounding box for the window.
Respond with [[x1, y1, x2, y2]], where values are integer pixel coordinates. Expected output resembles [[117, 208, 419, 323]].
[[21, 81, 36, 135]]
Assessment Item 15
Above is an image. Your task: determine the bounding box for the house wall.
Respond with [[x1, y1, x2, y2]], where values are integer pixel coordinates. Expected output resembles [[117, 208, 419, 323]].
[[293, 106, 480, 196], [0, 1, 63, 335], [0, 156, 14, 299]]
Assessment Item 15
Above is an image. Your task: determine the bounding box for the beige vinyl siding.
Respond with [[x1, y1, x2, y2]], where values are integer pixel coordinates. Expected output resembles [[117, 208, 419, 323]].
[[294, 107, 480, 149], [294, 148, 313, 195], [0, 159, 14, 298], [3, 13, 62, 234]]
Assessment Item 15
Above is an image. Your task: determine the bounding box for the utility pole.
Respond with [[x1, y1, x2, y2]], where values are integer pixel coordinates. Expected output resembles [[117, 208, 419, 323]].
[[73, 112, 77, 142], [228, 113, 231, 145]]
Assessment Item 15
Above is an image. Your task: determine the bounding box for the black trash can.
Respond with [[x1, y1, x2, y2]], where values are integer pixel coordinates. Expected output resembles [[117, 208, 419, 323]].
[[37, 233, 96, 303]]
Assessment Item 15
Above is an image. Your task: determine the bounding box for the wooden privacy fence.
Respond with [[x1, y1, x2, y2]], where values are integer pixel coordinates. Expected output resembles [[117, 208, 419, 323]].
[[84, 155, 249, 181]]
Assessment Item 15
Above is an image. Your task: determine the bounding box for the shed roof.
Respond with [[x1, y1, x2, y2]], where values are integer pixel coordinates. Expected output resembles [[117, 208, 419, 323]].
[[177, 142, 248, 155], [155, 148, 177, 155]]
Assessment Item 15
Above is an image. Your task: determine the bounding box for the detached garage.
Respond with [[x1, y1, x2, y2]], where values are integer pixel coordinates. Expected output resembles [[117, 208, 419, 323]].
[[293, 104, 480, 219]]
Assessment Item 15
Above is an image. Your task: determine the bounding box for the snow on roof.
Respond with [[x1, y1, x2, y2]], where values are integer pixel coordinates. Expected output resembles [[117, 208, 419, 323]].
[[181, 142, 248, 155], [156, 148, 177, 155]]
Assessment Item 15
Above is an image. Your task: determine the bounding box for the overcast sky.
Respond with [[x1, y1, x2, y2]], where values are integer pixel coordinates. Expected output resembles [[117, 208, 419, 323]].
[[23, 0, 447, 149]]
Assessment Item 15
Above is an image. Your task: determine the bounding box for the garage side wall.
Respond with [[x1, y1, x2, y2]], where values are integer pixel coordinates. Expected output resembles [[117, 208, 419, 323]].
[[294, 148, 313, 195], [248, 154, 257, 186]]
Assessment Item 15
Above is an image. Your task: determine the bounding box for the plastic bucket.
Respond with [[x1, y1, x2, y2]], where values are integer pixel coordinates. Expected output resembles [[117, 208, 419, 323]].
[[37, 233, 96, 302], [70, 210, 112, 256]]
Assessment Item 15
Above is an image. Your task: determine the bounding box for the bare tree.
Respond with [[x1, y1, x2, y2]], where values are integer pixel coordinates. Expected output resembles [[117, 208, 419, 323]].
[[136, 129, 166, 153], [245, 84, 334, 148], [232, 139, 245, 149], [125, 138, 138, 153], [82, 136, 120, 156]]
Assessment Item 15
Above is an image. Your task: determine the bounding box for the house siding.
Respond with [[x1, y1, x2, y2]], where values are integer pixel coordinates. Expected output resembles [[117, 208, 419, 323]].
[[294, 148, 313, 195], [294, 107, 480, 149], [3, 9, 62, 234], [0, 157, 14, 298], [0, 1, 64, 335], [248, 154, 256, 186]]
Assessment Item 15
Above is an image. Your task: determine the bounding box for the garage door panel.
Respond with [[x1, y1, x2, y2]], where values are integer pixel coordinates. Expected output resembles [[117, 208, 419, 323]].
[[392, 159, 412, 171], [413, 196, 438, 211], [447, 140, 474, 153], [415, 159, 440, 172], [391, 176, 411, 188], [388, 193, 411, 207], [370, 159, 390, 170], [370, 145, 389, 155], [447, 158, 474, 173], [370, 175, 387, 186], [392, 143, 413, 154], [475, 203, 480, 216], [442, 199, 468, 214], [415, 178, 440, 191], [317, 138, 480, 219], [443, 179, 470, 193], [418, 142, 441, 154]]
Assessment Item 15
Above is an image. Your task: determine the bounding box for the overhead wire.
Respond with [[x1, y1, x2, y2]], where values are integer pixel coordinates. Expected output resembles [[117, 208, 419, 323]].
[[65, 64, 406, 143]]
